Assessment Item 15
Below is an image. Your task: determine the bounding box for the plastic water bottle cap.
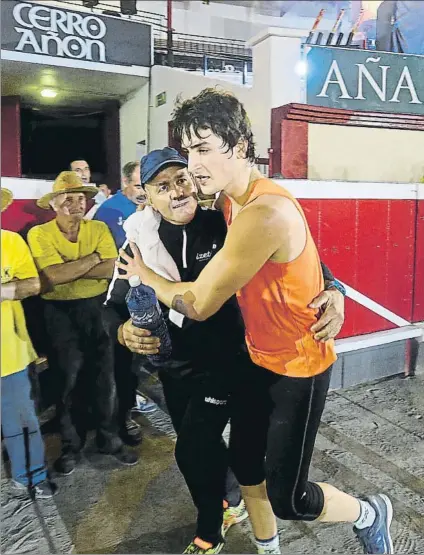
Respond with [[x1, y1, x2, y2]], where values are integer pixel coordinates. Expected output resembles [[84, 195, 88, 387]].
[[129, 275, 141, 287]]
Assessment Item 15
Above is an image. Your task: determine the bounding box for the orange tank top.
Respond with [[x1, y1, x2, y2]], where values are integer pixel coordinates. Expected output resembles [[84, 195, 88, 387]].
[[223, 178, 337, 378]]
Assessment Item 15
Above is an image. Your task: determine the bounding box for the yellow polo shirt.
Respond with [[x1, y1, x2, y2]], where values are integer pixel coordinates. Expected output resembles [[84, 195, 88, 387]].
[[27, 219, 117, 301], [1, 230, 38, 377]]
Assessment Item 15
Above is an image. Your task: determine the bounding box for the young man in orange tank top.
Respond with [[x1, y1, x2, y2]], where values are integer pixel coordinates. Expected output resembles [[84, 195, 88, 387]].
[[117, 89, 393, 555]]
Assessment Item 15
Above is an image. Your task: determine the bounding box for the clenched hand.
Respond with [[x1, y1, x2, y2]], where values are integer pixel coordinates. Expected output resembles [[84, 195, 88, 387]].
[[118, 319, 160, 355]]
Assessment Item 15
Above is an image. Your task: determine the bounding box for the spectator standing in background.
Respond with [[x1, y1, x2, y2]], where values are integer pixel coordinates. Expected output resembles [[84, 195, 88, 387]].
[[1, 188, 58, 499], [70, 158, 91, 184], [27, 172, 138, 476], [85, 183, 115, 220], [98, 183, 113, 199], [68, 159, 114, 220], [94, 161, 147, 249], [95, 161, 157, 424]]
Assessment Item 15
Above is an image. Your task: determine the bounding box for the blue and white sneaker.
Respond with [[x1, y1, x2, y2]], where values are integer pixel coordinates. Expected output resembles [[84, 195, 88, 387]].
[[354, 494, 393, 554], [132, 392, 158, 414]]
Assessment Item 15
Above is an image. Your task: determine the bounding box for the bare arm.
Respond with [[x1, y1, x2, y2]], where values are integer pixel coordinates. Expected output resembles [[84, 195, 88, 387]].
[[1, 277, 41, 302], [41, 253, 100, 288], [117, 198, 293, 321], [83, 258, 116, 279]]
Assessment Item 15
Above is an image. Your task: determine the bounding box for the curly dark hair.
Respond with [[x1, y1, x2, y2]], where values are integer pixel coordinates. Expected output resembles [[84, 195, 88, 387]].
[[171, 88, 256, 163]]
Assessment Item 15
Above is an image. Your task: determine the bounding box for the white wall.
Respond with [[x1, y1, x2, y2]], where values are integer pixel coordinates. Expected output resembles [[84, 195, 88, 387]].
[[149, 65, 270, 158], [308, 124, 424, 183], [119, 83, 150, 166]]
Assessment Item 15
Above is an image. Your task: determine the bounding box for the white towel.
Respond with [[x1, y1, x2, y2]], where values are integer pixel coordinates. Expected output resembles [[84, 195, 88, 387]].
[[124, 206, 185, 327]]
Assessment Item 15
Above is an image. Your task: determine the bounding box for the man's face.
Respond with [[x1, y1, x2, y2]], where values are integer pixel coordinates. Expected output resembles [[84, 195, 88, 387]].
[[53, 192, 87, 220], [98, 184, 112, 198], [145, 166, 198, 225], [70, 160, 91, 183], [182, 128, 242, 196], [124, 165, 147, 206]]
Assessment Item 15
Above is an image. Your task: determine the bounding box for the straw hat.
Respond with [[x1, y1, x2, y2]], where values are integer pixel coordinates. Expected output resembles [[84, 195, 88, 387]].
[[1, 188, 13, 212], [37, 171, 98, 210]]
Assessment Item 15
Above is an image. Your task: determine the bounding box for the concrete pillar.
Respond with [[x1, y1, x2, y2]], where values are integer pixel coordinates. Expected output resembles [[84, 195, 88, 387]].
[[249, 27, 305, 108], [247, 27, 305, 158]]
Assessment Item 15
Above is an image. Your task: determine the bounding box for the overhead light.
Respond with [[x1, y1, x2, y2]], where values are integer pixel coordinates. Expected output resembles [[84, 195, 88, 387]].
[[295, 60, 308, 77], [40, 88, 57, 98], [82, 0, 99, 7], [120, 0, 136, 15]]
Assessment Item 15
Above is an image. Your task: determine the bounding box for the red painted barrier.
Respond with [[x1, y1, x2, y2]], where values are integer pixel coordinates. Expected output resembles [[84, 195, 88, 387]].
[[2, 177, 423, 343], [413, 199, 424, 322], [300, 198, 417, 337], [1, 200, 54, 236]]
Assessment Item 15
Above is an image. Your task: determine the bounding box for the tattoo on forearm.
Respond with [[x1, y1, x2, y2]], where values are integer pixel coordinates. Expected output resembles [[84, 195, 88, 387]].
[[172, 291, 202, 320]]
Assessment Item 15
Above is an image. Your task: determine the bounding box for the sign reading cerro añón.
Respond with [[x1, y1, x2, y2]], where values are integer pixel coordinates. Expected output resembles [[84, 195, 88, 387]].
[[307, 47, 424, 115], [1, 1, 151, 67]]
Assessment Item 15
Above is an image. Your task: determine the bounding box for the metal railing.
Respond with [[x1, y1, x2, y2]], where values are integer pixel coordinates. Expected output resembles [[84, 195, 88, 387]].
[[40, 0, 167, 29], [154, 33, 251, 60], [40, 0, 252, 61]]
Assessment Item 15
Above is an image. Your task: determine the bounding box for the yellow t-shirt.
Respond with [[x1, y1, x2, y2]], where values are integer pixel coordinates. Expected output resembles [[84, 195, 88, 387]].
[[27, 219, 118, 301], [1, 230, 38, 377]]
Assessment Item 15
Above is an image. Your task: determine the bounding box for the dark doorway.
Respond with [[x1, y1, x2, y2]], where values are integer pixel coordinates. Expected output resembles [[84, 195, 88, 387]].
[[20, 102, 120, 187]]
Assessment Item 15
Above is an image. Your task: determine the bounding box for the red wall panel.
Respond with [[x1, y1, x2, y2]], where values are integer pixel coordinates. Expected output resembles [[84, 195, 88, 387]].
[[1, 96, 21, 177], [413, 200, 424, 322], [298, 198, 416, 338], [1, 200, 54, 237], [280, 120, 308, 179], [386, 200, 417, 321]]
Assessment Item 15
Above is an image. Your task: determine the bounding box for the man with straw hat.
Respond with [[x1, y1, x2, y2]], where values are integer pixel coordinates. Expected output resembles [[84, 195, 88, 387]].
[[27, 172, 138, 475], [1, 188, 58, 498]]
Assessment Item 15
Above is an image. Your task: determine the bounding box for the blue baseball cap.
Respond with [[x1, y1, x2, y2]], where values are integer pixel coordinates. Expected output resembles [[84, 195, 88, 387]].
[[140, 147, 188, 185]]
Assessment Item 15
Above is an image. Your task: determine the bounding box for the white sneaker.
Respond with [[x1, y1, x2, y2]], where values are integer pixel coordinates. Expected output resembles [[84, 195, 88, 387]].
[[222, 498, 249, 536], [12, 479, 58, 499], [132, 392, 158, 414]]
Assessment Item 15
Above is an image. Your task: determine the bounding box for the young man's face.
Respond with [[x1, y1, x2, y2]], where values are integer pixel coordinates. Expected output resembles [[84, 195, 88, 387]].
[[145, 165, 198, 225], [123, 165, 146, 206], [70, 160, 91, 183], [182, 127, 242, 196]]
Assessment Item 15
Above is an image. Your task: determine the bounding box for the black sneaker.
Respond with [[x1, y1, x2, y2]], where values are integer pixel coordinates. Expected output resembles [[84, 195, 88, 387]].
[[120, 418, 143, 446], [12, 480, 58, 499], [108, 446, 139, 466], [54, 453, 76, 476]]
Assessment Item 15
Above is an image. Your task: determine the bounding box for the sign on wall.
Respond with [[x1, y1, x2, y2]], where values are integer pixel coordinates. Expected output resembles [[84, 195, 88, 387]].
[[307, 46, 424, 115], [1, 1, 151, 67], [156, 91, 167, 107]]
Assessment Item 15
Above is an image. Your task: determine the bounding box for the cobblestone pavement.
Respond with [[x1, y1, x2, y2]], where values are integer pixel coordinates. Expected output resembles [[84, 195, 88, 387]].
[[2, 370, 423, 554]]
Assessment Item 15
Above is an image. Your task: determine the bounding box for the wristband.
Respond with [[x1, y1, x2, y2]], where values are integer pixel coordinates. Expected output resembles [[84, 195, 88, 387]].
[[326, 279, 346, 297], [1, 281, 17, 301]]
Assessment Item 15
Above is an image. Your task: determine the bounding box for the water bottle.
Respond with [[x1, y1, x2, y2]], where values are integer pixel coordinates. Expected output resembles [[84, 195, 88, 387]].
[[126, 275, 172, 366]]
